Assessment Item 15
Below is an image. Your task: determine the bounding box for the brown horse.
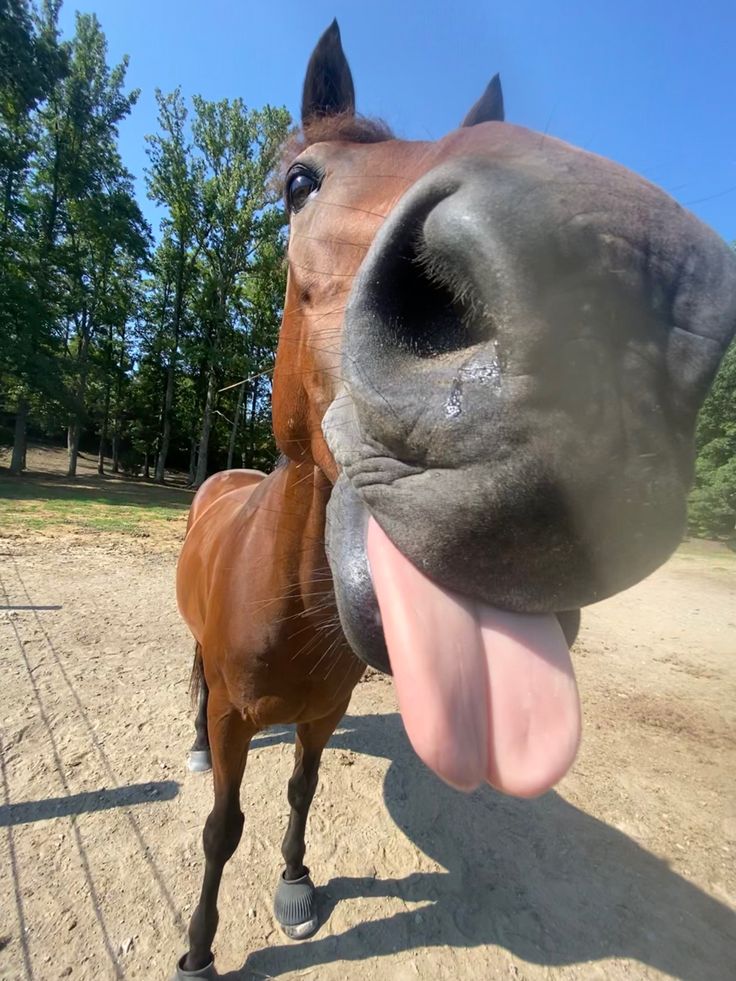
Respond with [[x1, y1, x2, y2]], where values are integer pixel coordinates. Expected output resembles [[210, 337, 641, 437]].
[[173, 21, 736, 979]]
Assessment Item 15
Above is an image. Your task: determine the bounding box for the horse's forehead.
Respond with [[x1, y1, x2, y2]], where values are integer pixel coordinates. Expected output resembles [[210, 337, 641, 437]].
[[292, 122, 614, 209], [286, 121, 642, 287], [294, 138, 438, 215]]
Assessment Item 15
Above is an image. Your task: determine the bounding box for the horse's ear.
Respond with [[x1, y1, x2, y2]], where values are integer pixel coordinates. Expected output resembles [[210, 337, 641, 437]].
[[461, 74, 505, 126], [301, 20, 356, 125]]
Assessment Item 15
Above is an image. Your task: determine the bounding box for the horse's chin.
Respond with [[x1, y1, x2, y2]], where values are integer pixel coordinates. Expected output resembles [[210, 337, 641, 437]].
[[325, 473, 392, 673], [325, 472, 581, 675]]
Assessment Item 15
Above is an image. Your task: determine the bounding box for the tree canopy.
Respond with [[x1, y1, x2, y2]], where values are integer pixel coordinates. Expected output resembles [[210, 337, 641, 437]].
[[688, 328, 736, 539]]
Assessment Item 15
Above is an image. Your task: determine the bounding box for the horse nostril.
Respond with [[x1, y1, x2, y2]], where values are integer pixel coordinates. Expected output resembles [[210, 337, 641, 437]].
[[361, 212, 493, 358]]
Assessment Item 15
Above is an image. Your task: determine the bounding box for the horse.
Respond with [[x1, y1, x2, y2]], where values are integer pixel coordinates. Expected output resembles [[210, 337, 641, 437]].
[[173, 20, 736, 979]]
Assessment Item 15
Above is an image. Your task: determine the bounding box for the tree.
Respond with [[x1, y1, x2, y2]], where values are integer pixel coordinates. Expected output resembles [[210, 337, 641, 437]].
[[687, 241, 736, 539], [61, 179, 149, 474], [189, 98, 289, 487], [0, 0, 65, 232], [688, 338, 736, 538], [30, 11, 149, 475], [225, 233, 285, 469], [145, 88, 203, 482], [0, 0, 67, 473]]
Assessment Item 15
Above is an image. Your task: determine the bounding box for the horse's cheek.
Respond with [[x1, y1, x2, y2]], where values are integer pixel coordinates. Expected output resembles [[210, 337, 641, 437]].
[[273, 395, 309, 460]]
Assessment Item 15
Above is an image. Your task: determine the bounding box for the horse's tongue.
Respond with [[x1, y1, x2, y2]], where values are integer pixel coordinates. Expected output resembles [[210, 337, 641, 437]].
[[366, 518, 581, 796]]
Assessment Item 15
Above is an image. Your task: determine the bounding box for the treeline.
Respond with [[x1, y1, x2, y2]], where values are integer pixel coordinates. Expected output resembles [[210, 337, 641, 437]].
[[688, 334, 736, 540], [0, 0, 290, 485]]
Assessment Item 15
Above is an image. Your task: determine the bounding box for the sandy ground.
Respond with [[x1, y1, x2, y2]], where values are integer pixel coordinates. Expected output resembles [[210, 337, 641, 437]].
[[0, 523, 734, 981]]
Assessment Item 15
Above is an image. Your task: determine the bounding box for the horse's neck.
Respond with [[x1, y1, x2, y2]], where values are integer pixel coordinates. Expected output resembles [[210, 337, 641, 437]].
[[259, 459, 333, 586], [269, 458, 331, 512]]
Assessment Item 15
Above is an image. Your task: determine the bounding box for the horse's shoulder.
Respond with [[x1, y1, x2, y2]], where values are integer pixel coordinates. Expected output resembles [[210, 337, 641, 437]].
[[187, 469, 267, 529]]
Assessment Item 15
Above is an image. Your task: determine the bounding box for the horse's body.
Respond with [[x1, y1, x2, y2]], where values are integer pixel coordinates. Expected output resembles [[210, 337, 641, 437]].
[[173, 21, 736, 979], [178, 462, 361, 730]]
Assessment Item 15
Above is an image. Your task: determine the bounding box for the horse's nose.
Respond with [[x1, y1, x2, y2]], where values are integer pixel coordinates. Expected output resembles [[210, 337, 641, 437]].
[[330, 149, 735, 614], [344, 151, 735, 421]]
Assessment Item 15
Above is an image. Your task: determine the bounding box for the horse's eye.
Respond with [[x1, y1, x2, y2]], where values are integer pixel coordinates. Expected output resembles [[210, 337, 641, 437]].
[[286, 170, 319, 213]]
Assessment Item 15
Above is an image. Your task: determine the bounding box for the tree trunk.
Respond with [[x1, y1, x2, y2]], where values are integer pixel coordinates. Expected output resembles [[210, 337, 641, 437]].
[[193, 285, 230, 489], [97, 324, 114, 475], [111, 323, 126, 474], [9, 398, 29, 475], [67, 318, 92, 478], [144, 450, 151, 480], [155, 364, 175, 484], [67, 419, 82, 477], [43, 130, 62, 255], [155, 245, 187, 484], [97, 376, 111, 475], [226, 382, 246, 470], [3, 168, 15, 236], [188, 439, 197, 485], [245, 376, 260, 468], [193, 366, 217, 488]]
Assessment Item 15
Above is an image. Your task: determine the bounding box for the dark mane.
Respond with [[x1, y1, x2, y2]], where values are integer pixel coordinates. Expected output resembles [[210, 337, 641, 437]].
[[284, 112, 394, 160]]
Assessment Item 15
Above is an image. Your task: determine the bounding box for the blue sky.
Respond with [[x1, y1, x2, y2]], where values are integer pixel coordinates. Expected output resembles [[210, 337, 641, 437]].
[[58, 0, 736, 243]]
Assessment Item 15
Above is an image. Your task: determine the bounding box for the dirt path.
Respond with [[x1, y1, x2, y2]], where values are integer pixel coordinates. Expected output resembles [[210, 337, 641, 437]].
[[0, 534, 734, 981]]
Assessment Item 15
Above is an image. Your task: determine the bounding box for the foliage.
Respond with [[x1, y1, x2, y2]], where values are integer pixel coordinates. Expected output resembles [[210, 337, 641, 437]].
[[0, 0, 68, 425], [138, 92, 290, 484], [688, 335, 736, 538]]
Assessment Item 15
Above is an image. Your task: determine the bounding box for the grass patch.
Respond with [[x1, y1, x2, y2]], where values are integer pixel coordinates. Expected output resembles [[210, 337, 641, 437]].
[[677, 537, 736, 566], [0, 472, 192, 539]]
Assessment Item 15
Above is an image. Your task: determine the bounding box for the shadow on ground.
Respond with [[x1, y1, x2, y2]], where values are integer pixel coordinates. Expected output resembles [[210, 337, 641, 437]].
[[0, 780, 180, 827], [224, 712, 734, 981]]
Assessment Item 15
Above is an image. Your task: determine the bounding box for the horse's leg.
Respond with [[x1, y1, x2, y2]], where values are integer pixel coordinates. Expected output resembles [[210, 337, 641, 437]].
[[274, 700, 349, 940], [175, 691, 255, 979], [187, 647, 211, 773]]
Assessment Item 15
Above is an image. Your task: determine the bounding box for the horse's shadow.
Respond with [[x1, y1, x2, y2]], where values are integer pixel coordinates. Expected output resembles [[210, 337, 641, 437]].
[[227, 712, 734, 980]]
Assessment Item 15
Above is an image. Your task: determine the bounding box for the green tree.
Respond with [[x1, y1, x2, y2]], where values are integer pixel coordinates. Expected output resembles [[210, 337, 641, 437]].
[[688, 242, 736, 539], [224, 233, 285, 469], [1, 5, 289, 482], [61, 181, 149, 474], [688, 338, 736, 537], [30, 11, 149, 475], [189, 97, 289, 487], [0, 0, 65, 231], [0, 0, 67, 473], [145, 88, 203, 483]]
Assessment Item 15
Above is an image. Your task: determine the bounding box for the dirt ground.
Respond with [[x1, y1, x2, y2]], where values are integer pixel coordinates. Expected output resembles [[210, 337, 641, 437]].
[[0, 480, 734, 979]]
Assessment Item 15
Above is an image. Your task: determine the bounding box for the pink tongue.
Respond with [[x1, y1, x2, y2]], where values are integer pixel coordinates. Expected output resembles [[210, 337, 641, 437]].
[[366, 518, 581, 796]]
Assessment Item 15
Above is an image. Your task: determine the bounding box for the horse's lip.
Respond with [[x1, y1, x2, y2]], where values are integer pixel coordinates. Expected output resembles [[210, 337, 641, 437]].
[[327, 469, 582, 668]]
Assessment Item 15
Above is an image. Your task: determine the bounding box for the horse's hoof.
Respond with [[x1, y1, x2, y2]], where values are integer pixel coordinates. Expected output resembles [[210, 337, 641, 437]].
[[274, 869, 319, 940], [172, 954, 216, 979], [187, 749, 212, 773]]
